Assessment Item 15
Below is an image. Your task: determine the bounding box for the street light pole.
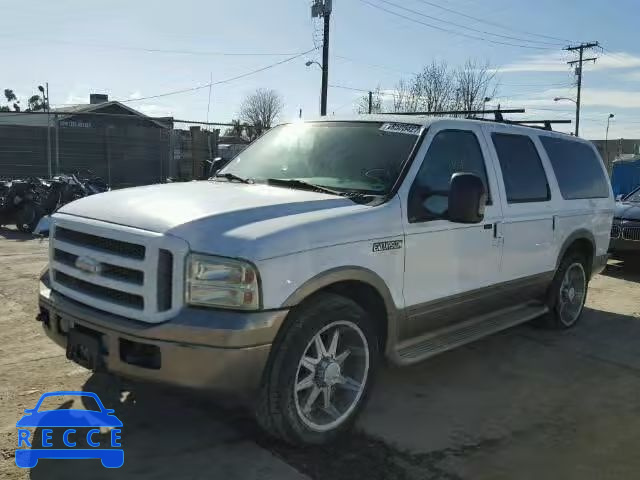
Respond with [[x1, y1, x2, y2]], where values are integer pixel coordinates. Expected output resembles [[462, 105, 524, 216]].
[[605, 113, 615, 171], [39, 84, 52, 177]]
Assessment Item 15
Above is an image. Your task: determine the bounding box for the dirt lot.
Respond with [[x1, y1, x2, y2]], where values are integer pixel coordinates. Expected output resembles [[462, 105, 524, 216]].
[[1, 228, 640, 479]]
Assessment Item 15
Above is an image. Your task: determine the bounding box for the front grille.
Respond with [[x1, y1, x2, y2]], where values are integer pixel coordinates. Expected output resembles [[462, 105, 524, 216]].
[[622, 226, 640, 241], [53, 248, 144, 284], [156, 249, 173, 311], [56, 226, 146, 259], [611, 225, 621, 239], [54, 271, 144, 309], [49, 220, 184, 322]]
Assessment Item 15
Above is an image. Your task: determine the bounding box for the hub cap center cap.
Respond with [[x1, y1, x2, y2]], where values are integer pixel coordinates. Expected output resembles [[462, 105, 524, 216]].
[[322, 361, 341, 386], [568, 287, 576, 301]]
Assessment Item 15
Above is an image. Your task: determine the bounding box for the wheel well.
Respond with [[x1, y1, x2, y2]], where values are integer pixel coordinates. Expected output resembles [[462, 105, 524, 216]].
[[314, 281, 389, 352], [564, 238, 594, 275]]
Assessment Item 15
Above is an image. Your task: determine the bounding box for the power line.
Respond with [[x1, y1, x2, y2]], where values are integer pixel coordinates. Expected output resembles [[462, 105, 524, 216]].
[[411, 0, 575, 44], [499, 82, 575, 87], [358, 0, 558, 50], [0, 34, 311, 57], [117, 48, 317, 103], [335, 55, 417, 76], [374, 0, 563, 47]]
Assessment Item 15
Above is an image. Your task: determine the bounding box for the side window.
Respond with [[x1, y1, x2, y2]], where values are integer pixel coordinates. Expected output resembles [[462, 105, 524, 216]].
[[539, 136, 609, 199], [492, 133, 550, 203], [409, 129, 490, 222]]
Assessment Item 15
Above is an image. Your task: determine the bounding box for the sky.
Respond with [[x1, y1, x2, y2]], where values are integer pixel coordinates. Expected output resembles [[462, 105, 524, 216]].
[[3, 0, 640, 139]]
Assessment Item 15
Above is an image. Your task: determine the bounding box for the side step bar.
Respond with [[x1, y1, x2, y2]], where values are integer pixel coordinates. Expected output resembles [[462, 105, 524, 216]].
[[395, 303, 548, 365]]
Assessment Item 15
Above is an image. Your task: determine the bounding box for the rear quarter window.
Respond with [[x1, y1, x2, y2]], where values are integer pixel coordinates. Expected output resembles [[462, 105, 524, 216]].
[[539, 136, 609, 199]]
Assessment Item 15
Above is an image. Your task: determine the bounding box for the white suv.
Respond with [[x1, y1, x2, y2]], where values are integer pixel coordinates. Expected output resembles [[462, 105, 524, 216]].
[[38, 116, 614, 444]]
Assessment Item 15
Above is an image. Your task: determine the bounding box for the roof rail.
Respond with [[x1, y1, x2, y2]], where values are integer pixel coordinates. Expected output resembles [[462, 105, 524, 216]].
[[375, 108, 572, 131], [380, 108, 525, 117]]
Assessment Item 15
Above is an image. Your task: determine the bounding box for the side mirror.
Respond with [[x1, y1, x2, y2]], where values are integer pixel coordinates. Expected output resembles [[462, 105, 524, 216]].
[[615, 194, 623, 201], [448, 172, 486, 224], [208, 157, 225, 176]]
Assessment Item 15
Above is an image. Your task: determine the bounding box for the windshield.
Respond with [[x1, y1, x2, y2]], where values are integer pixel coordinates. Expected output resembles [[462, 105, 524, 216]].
[[218, 121, 421, 195], [624, 187, 640, 202]]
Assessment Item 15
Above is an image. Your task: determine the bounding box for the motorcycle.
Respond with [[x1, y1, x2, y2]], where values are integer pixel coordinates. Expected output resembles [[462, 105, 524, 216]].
[[0, 179, 42, 233], [33, 172, 109, 236]]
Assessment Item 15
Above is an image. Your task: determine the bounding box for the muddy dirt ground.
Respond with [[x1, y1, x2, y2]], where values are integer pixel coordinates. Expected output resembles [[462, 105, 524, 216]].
[[1, 228, 640, 479]]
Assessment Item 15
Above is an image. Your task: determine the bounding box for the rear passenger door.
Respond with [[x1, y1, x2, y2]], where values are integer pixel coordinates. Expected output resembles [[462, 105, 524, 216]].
[[484, 127, 556, 284]]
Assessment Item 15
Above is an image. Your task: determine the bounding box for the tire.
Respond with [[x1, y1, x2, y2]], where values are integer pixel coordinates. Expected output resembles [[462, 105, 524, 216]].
[[16, 203, 42, 233], [255, 292, 379, 445], [540, 251, 589, 329]]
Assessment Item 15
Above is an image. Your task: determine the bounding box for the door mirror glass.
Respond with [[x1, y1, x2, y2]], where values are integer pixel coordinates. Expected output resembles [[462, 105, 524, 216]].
[[448, 173, 486, 223]]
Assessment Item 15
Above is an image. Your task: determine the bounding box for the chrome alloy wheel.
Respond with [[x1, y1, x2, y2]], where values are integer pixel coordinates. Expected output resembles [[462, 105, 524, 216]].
[[558, 262, 586, 327], [293, 320, 370, 432]]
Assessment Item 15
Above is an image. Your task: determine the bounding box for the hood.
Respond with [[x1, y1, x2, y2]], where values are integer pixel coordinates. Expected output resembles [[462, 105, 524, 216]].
[[57, 181, 389, 260], [614, 201, 640, 220]]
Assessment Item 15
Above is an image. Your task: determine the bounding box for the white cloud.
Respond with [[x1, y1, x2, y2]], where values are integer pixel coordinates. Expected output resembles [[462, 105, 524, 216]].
[[128, 91, 142, 100], [498, 51, 640, 74], [134, 103, 173, 117], [619, 70, 640, 81], [497, 87, 640, 110], [63, 93, 87, 105]]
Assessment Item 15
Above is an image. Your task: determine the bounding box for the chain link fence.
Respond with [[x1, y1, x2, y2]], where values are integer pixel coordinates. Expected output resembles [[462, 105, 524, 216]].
[[0, 111, 222, 187]]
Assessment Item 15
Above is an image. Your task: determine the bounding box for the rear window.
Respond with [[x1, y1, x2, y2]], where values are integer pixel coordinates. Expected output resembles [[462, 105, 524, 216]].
[[492, 133, 550, 203], [540, 136, 609, 199]]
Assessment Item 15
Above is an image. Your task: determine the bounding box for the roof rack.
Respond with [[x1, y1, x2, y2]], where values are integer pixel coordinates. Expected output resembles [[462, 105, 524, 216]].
[[377, 108, 571, 131], [381, 108, 525, 119]]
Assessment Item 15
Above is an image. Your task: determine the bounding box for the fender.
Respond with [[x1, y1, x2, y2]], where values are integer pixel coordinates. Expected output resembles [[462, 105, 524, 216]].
[[281, 266, 401, 356], [556, 229, 596, 272]]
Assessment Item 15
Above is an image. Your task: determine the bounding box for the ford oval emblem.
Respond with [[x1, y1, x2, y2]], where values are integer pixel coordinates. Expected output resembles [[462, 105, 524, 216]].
[[75, 256, 102, 275]]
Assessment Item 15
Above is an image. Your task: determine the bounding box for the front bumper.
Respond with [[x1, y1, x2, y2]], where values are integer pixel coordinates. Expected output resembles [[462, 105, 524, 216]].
[[38, 273, 288, 397], [609, 237, 640, 254]]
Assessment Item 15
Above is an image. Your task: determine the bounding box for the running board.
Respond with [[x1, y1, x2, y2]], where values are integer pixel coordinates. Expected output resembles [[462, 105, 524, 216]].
[[395, 303, 548, 365]]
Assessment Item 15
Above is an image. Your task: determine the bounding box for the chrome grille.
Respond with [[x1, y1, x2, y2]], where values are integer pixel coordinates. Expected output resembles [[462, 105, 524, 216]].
[[622, 226, 640, 241], [54, 271, 144, 309], [49, 216, 187, 323], [611, 225, 621, 239], [55, 226, 146, 259]]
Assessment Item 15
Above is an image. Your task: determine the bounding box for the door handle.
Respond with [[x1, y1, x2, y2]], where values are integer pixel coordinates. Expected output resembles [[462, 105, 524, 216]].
[[484, 223, 493, 230]]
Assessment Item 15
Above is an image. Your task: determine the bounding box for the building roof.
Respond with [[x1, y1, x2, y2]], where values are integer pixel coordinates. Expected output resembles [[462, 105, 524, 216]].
[[0, 101, 169, 128]]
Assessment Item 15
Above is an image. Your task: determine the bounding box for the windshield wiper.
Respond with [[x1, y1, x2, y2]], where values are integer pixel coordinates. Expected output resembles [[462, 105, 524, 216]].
[[265, 178, 343, 196], [213, 173, 251, 184]]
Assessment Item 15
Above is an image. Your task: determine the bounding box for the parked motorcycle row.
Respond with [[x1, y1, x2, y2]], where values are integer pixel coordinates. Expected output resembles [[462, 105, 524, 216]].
[[0, 172, 109, 234]]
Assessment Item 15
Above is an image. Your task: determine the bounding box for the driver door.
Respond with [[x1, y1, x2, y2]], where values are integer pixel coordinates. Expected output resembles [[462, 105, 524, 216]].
[[399, 122, 504, 340]]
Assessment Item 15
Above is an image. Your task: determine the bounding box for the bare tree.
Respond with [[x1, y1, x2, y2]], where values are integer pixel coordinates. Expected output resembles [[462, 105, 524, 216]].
[[391, 78, 419, 113], [454, 59, 498, 112], [239, 88, 284, 137], [356, 87, 383, 114], [414, 61, 456, 113]]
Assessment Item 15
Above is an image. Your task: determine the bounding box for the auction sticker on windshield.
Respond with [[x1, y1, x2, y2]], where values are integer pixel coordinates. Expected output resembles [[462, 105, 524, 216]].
[[379, 123, 421, 135], [15, 391, 124, 469]]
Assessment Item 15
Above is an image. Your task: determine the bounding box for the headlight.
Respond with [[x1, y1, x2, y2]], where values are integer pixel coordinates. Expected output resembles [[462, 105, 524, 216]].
[[185, 254, 260, 310]]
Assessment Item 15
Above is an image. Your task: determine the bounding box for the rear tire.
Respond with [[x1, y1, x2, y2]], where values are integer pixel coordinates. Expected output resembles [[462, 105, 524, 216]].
[[255, 292, 379, 445], [541, 251, 588, 329]]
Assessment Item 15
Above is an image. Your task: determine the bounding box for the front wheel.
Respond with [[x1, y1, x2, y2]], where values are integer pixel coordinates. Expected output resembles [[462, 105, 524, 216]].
[[255, 293, 378, 444], [542, 252, 588, 329]]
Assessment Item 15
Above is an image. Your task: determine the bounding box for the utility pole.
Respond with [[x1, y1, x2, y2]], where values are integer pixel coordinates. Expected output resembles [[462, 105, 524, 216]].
[[566, 42, 599, 137], [312, 0, 332, 116], [368, 91, 373, 114]]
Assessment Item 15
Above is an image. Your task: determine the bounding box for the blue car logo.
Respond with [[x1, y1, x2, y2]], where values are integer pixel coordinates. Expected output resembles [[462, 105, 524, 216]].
[[15, 390, 123, 468]]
